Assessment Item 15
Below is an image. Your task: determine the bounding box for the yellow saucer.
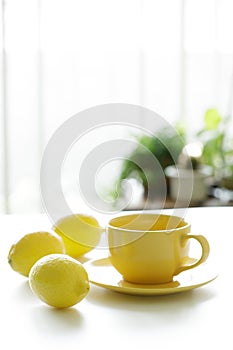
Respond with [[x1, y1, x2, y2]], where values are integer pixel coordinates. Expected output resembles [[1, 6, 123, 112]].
[[84, 257, 218, 296]]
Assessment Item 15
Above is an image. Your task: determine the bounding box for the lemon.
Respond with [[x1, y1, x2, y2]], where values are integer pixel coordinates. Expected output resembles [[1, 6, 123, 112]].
[[53, 214, 102, 258], [8, 231, 66, 277], [29, 254, 90, 308]]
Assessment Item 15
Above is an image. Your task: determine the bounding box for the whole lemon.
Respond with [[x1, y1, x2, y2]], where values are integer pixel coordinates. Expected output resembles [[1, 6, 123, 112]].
[[29, 254, 90, 308], [53, 214, 102, 258], [8, 231, 66, 277]]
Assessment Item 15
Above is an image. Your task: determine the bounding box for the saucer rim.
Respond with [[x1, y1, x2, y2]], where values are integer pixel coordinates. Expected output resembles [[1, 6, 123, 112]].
[[84, 257, 218, 296]]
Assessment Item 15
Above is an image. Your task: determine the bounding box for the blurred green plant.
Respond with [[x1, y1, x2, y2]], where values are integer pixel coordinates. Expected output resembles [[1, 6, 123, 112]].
[[197, 108, 233, 186], [108, 108, 233, 205], [113, 126, 186, 201]]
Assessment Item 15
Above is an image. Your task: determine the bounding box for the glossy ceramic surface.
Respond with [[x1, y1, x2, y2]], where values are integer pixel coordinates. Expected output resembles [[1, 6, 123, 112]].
[[108, 213, 210, 284], [85, 257, 218, 296]]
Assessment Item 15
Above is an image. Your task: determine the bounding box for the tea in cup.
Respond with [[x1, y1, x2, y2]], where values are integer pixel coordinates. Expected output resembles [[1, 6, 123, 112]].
[[108, 213, 210, 284]]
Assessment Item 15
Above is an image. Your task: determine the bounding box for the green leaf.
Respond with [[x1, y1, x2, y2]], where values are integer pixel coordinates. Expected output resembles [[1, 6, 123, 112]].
[[204, 109, 222, 130]]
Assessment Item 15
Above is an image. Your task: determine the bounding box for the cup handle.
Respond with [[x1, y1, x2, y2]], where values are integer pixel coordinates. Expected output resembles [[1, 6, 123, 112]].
[[176, 234, 210, 275]]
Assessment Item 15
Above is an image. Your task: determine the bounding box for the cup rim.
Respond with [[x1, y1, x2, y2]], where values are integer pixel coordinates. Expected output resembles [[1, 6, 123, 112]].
[[108, 213, 190, 233]]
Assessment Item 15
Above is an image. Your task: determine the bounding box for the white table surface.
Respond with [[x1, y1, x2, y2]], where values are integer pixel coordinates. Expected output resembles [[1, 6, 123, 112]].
[[1, 207, 232, 350]]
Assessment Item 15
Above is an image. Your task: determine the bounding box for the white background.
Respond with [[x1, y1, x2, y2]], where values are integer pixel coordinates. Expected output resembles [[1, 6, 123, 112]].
[[0, 0, 233, 213]]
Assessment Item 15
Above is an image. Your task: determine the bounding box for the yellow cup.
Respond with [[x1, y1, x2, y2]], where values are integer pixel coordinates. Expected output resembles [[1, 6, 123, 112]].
[[108, 213, 210, 284]]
